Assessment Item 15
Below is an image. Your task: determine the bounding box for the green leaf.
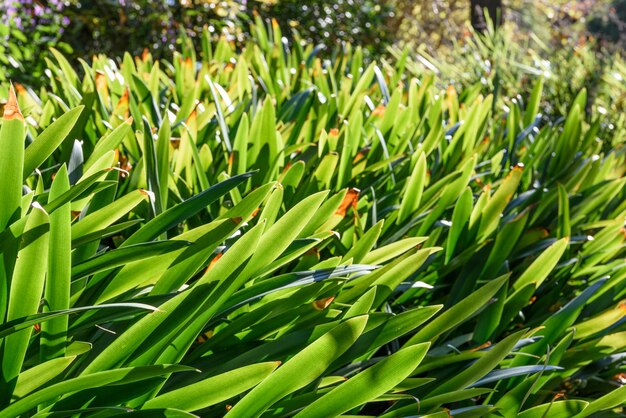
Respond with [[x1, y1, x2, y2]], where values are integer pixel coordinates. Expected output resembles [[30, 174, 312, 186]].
[[144, 362, 280, 411], [0, 86, 25, 230], [0, 303, 158, 340], [427, 330, 525, 396], [513, 237, 569, 291], [12, 356, 75, 401], [294, 343, 430, 418], [446, 186, 473, 263], [71, 189, 149, 241], [477, 164, 523, 240], [0, 365, 195, 418], [123, 172, 253, 246], [71, 241, 191, 279], [404, 275, 509, 346], [1, 204, 49, 391], [571, 384, 626, 417], [23, 106, 84, 178], [398, 152, 426, 224], [41, 164, 72, 360], [519, 400, 588, 418], [225, 315, 368, 417]]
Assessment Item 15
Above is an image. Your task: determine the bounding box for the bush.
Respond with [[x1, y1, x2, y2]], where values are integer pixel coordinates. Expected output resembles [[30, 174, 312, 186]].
[[0, 0, 72, 85], [254, 0, 395, 55], [0, 21, 625, 417]]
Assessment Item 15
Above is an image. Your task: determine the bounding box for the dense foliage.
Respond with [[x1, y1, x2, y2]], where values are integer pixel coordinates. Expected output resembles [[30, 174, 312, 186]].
[[0, 19, 625, 417]]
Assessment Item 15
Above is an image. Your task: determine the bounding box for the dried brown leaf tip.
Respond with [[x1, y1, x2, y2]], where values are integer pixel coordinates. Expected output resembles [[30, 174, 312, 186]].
[[196, 329, 213, 343], [335, 188, 360, 216], [372, 104, 385, 116], [205, 253, 223, 274], [313, 296, 335, 310], [4, 85, 23, 121], [469, 341, 492, 351], [95, 71, 108, 93], [353, 149, 368, 164], [14, 82, 26, 95]]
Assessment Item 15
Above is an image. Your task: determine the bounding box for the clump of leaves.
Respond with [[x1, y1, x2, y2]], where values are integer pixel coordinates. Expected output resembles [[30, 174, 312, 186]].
[[0, 19, 624, 417]]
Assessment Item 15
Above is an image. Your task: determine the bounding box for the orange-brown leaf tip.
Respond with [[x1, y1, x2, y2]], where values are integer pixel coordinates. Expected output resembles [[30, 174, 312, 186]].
[[225, 405, 233, 411], [206, 253, 223, 272], [353, 151, 366, 164], [470, 341, 492, 351], [95, 71, 107, 88], [372, 104, 385, 116], [4, 85, 23, 121], [188, 109, 197, 123], [231, 217, 243, 225], [14, 82, 26, 94], [446, 84, 457, 97], [613, 373, 626, 384], [138, 189, 151, 197], [125, 117, 133, 125], [271, 18, 279, 28], [250, 208, 261, 218], [305, 248, 319, 256], [142, 48, 150, 62], [313, 296, 335, 310], [513, 163, 525, 171], [275, 360, 282, 366], [329, 128, 340, 136], [335, 188, 360, 216]]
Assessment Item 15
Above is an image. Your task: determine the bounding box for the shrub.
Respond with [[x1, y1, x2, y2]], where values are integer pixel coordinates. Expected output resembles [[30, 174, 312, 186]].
[[0, 21, 624, 417], [0, 0, 72, 85]]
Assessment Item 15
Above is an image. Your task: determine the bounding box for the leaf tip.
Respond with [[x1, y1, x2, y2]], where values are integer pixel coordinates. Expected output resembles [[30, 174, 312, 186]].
[[4, 84, 23, 121]]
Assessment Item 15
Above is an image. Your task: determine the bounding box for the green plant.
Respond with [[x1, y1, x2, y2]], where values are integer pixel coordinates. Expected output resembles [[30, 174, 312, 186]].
[[0, 20, 624, 417]]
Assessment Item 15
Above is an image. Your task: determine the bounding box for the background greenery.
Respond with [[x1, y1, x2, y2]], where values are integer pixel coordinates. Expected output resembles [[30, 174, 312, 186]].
[[0, 1, 625, 417]]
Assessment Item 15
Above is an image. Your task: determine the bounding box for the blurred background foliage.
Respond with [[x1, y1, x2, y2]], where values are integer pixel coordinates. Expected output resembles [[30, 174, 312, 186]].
[[0, 0, 625, 96]]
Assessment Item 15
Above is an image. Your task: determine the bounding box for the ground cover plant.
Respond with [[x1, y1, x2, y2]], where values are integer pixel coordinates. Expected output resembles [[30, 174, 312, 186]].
[[0, 20, 625, 417]]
